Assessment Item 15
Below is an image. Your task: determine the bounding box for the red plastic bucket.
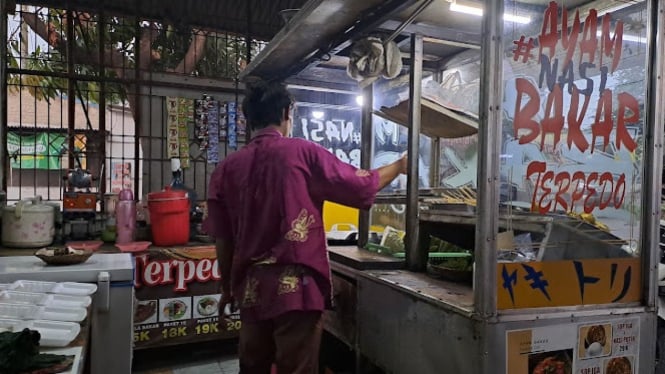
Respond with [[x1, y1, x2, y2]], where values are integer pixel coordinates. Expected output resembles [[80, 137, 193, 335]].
[[147, 187, 190, 246]]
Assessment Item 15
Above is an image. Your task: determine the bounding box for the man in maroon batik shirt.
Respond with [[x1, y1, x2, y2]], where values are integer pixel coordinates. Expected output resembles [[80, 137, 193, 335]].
[[205, 80, 406, 374]]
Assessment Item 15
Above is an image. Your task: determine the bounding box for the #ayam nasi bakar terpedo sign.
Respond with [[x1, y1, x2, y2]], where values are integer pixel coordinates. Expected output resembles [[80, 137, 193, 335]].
[[497, 1, 644, 310], [132, 247, 240, 348]]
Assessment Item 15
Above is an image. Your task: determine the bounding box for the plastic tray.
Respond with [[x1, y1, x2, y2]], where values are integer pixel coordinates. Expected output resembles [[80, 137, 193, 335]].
[[10, 280, 98, 296], [0, 291, 91, 308], [0, 318, 80, 347], [0, 303, 86, 322]]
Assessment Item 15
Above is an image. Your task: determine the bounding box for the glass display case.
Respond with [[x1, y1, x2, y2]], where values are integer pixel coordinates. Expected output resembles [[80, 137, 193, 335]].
[[239, 0, 662, 372]]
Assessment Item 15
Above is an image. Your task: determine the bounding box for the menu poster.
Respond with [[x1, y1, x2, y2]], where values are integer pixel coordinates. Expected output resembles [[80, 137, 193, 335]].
[[506, 319, 640, 374], [132, 246, 240, 349], [576, 320, 639, 374]]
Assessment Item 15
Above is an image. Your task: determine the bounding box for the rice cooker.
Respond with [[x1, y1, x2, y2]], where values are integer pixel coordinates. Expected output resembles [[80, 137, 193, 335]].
[[2, 196, 55, 248]]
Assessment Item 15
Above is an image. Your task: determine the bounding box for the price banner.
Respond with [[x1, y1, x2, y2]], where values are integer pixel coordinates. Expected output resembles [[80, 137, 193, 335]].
[[132, 246, 240, 349]]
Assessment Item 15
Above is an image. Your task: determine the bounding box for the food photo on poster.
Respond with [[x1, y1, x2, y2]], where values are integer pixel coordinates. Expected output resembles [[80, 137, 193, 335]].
[[528, 350, 573, 374], [160, 298, 191, 322], [578, 324, 612, 359]]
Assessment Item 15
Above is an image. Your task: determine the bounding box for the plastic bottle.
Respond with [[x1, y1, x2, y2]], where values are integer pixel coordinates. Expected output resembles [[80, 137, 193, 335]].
[[101, 217, 117, 243], [116, 189, 136, 244]]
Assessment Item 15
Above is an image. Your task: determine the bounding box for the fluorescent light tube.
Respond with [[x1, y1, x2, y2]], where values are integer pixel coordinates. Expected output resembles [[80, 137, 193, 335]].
[[504, 13, 532, 25], [449, 2, 531, 25], [450, 2, 483, 16]]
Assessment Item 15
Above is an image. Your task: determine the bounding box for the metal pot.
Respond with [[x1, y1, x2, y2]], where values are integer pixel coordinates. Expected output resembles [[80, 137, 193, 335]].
[[2, 196, 55, 248]]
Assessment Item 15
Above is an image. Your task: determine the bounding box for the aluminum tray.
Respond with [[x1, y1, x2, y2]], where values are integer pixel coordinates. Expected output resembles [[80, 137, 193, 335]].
[[10, 280, 98, 296]]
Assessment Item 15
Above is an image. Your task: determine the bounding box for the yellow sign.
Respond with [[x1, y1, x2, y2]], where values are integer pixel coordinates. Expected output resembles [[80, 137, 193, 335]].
[[322, 201, 358, 232], [497, 258, 641, 310]]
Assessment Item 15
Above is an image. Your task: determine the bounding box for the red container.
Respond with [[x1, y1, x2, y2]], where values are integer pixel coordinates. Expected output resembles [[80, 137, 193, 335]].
[[147, 187, 190, 246]]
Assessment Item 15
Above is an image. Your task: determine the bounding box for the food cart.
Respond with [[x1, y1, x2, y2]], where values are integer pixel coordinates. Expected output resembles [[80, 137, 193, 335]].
[[241, 0, 663, 373]]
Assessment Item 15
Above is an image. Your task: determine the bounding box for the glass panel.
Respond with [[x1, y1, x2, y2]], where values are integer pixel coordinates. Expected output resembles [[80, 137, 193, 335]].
[[439, 136, 478, 189], [289, 90, 363, 241], [498, 0, 647, 310], [373, 116, 432, 192], [369, 204, 406, 251]]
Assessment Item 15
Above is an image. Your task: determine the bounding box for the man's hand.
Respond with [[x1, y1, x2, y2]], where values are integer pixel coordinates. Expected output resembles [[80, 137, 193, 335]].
[[398, 153, 408, 174], [377, 153, 409, 190], [215, 238, 236, 316], [219, 290, 237, 317]]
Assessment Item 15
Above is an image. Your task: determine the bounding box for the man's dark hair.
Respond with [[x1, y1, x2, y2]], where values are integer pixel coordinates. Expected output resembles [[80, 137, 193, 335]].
[[242, 80, 294, 130]]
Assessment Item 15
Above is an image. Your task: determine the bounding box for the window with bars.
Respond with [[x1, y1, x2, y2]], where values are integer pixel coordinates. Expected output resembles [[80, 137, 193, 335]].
[[5, 5, 266, 204]]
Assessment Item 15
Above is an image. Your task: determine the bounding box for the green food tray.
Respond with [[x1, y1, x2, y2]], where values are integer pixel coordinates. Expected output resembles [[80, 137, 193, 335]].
[[365, 243, 397, 254], [391, 252, 472, 259]]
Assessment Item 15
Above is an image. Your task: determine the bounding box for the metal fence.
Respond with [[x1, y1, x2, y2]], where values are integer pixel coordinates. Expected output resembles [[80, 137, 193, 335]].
[[4, 5, 263, 204]]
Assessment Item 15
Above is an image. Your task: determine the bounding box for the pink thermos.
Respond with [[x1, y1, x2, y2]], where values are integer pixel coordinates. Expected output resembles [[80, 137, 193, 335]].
[[116, 189, 136, 244]]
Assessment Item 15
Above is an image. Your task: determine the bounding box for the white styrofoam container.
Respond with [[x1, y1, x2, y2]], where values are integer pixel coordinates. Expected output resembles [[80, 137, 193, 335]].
[[0, 291, 91, 308], [30, 320, 81, 347], [39, 305, 87, 322], [9, 280, 58, 294], [0, 290, 47, 305], [54, 282, 98, 296], [10, 280, 98, 296], [0, 317, 23, 333], [0, 318, 80, 347], [0, 303, 86, 322], [0, 303, 40, 319]]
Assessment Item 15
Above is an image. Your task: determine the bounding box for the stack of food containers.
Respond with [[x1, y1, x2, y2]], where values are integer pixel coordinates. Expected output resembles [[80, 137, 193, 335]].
[[0, 280, 97, 347]]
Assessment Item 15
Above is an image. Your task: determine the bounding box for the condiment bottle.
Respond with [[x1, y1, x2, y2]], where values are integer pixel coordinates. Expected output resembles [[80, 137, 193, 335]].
[[116, 189, 136, 244]]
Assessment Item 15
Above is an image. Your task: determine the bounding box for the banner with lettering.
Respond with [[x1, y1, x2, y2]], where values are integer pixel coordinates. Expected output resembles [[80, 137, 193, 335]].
[[293, 107, 362, 168], [502, 2, 645, 219], [132, 247, 240, 349], [7, 132, 65, 169], [497, 257, 641, 310]]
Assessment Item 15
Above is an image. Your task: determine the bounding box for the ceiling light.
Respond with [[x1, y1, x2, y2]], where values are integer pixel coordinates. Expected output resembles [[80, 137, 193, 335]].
[[504, 13, 531, 24], [450, 2, 482, 16], [356, 95, 364, 106], [312, 110, 325, 120], [449, 1, 531, 25]]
